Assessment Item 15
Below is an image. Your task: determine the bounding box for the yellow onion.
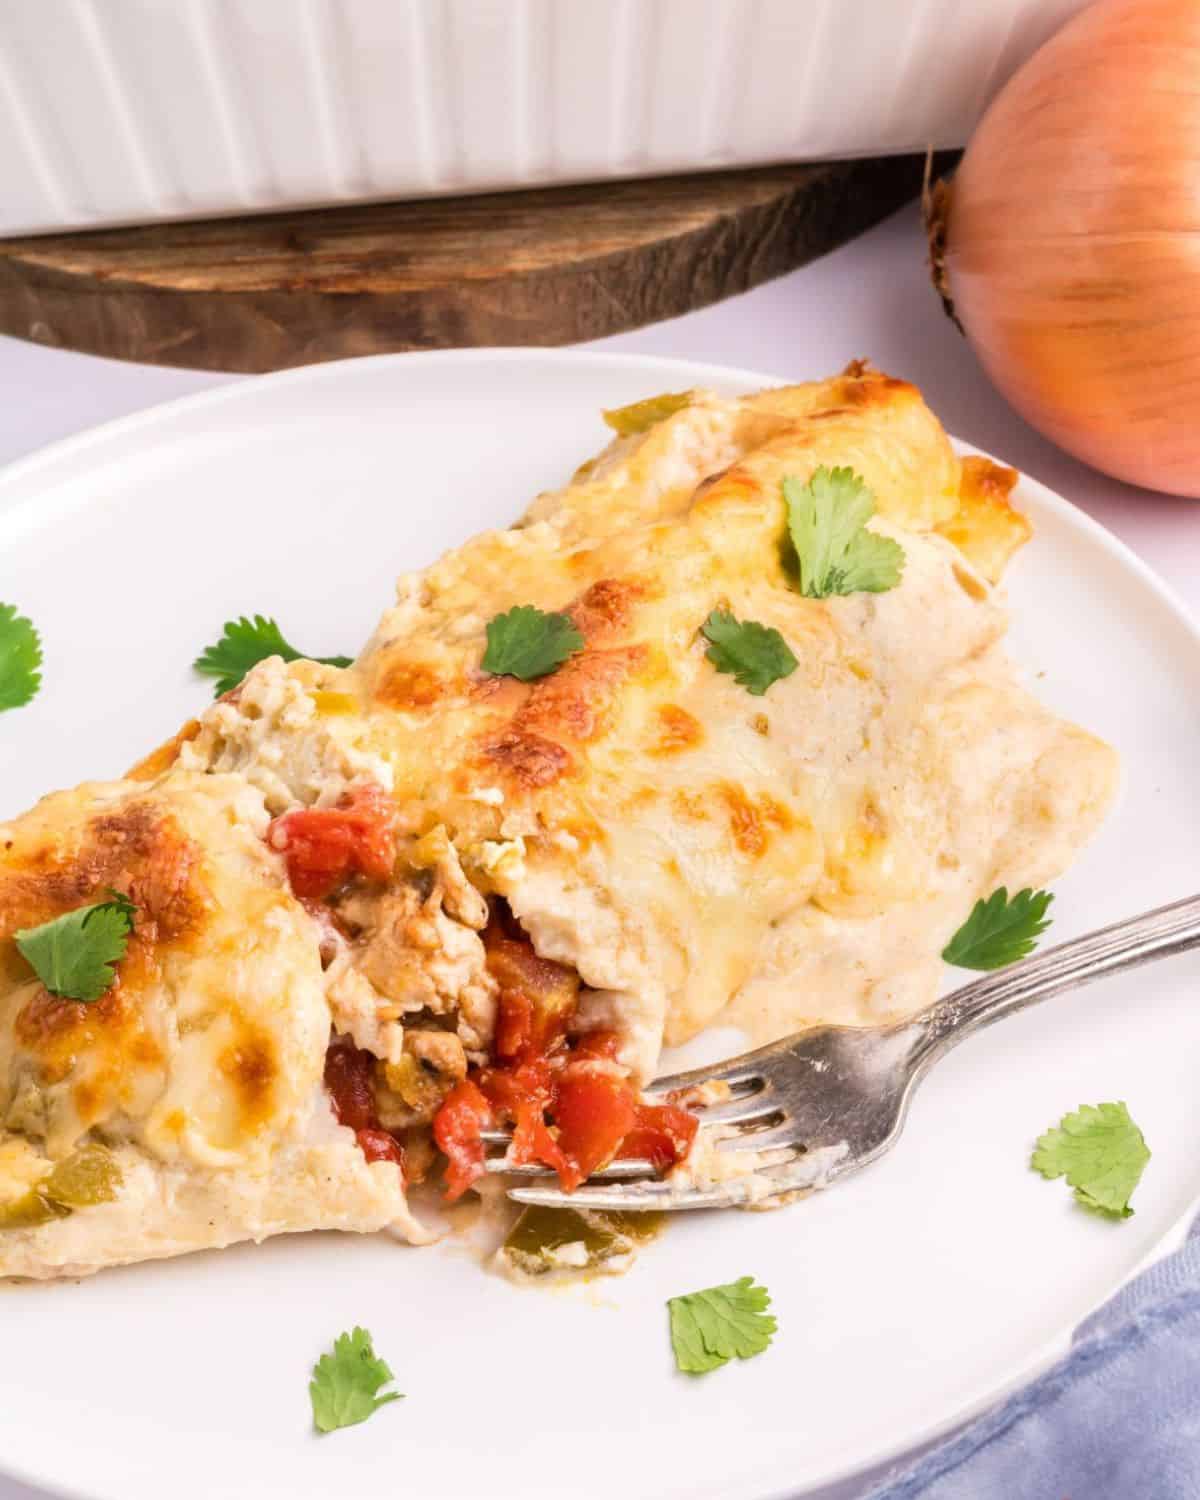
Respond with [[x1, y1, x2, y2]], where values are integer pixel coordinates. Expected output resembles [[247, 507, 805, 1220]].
[[928, 0, 1200, 497]]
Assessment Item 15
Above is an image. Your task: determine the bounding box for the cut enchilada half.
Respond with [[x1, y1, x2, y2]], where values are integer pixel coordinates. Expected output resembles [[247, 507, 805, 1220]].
[[0, 366, 1117, 1278]]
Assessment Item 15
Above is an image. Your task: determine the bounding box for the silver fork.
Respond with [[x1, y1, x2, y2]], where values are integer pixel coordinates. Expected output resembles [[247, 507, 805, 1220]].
[[491, 893, 1200, 1212]]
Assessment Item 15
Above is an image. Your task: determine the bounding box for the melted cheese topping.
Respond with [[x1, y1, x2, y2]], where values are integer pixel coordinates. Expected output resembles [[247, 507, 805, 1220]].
[[183, 365, 1117, 1079]]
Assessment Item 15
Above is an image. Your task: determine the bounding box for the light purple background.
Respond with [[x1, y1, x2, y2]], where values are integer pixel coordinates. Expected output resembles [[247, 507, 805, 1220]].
[[1, 199, 1196, 1500]]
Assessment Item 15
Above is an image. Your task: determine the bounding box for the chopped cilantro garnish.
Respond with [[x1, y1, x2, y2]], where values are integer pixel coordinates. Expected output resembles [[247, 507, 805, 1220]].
[[193, 616, 353, 697], [668, 1276, 777, 1375], [14, 890, 136, 1003], [481, 605, 584, 682], [943, 886, 1054, 971], [1032, 1102, 1150, 1218], [783, 466, 905, 599], [0, 602, 43, 712], [310, 1327, 403, 1434], [700, 609, 798, 697]]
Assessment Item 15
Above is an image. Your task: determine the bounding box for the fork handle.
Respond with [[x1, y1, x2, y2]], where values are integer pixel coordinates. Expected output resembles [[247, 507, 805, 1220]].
[[913, 892, 1200, 1066]]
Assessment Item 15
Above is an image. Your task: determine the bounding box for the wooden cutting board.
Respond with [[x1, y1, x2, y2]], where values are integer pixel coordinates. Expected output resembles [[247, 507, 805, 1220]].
[[0, 155, 936, 374]]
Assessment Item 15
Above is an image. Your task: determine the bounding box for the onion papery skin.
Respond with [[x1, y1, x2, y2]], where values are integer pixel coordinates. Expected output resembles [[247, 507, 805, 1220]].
[[938, 0, 1200, 498]]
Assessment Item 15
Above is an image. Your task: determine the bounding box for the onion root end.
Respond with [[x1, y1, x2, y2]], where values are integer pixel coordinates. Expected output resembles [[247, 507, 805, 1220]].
[[922, 151, 962, 335]]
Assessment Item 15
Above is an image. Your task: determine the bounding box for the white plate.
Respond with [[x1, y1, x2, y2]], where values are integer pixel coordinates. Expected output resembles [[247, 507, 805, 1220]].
[[1, 350, 1198, 1500]]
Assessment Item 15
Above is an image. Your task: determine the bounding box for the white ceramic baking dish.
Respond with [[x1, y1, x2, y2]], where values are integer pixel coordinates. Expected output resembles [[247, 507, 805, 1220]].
[[0, 0, 1093, 238]]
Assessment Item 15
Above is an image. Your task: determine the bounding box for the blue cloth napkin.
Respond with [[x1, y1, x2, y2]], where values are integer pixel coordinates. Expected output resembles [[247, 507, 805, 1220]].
[[865, 1215, 1200, 1499]]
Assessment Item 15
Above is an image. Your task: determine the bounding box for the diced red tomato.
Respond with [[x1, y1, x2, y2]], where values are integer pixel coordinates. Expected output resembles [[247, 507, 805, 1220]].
[[432, 1080, 493, 1202], [510, 1100, 571, 1180], [356, 1126, 406, 1167], [430, 910, 698, 1199], [551, 1072, 639, 1189], [617, 1101, 699, 1171], [477, 1054, 552, 1116], [324, 1041, 375, 1133], [493, 988, 533, 1060], [324, 1040, 405, 1174], [436, 1050, 697, 1197], [268, 783, 396, 900], [474, 1055, 573, 1180], [570, 1029, 622, 1063], [484, 925, 577, 1054]]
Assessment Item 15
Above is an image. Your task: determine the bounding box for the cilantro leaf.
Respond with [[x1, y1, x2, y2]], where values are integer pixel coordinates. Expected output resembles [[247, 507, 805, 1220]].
[[14, 889, 136, 1003], [481, 605, 584, 682], [668, 1276, 777, 1375], [700, 609, 798, 697], [1032, 1102, 1150, 1218], [0, 602, 43, 712], [942, 886, 1054, 971], [193, 616, 353, 697], [602, 391, 692, 437], [783, 466, 905, 599], [310, 1326, 403, 1434]]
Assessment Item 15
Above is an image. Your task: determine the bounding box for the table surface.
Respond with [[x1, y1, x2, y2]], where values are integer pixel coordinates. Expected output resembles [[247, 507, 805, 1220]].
[[1, 198, 1196, 1500]]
